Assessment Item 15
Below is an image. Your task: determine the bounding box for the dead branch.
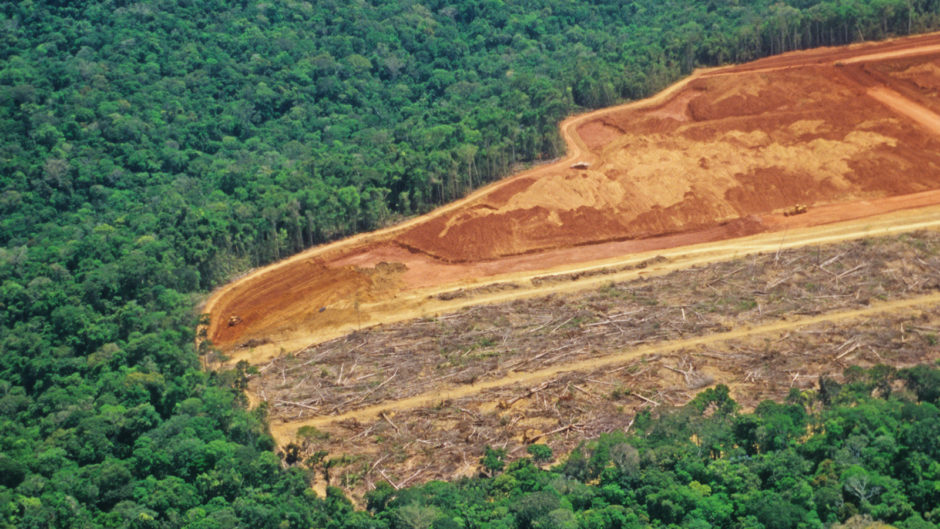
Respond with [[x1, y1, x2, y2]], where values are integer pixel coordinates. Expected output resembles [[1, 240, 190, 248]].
[[624, 416, 636, 434], [369, 454, 390, 475], [458, 407, 480, 420], [837, 263, 868, 280], [524, 423, 582, 444], [835, 341, 861, 360], [274, 399, 321, 411], [379, 469, 400, 490], [628, 391, 660, 406], [549, 316, 576, 334], [398, 466, 432, 489], [570, 384, 595, 399], [502, 379, 555, 408], [380, 412, 401, 434]]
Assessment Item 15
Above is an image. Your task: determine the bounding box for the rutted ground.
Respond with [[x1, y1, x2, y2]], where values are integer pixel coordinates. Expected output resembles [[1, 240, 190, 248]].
[[205, 32, 940, 357]]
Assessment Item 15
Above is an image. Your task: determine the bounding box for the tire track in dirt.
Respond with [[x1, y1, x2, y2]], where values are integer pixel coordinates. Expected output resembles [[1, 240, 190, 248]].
[[713, 32, 940, 74], [839, 42, 940, 64], [269, 291, 940, 442], [832, 57, 940, 137], [866, 86, 940, 136]]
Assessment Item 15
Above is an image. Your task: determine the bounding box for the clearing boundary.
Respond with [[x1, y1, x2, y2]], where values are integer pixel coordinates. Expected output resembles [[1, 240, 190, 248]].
[[204, 32, 940, 361]]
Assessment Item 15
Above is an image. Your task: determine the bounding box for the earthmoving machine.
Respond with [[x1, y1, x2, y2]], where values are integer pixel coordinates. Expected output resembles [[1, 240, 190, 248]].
[[783, 204, 808, 217]]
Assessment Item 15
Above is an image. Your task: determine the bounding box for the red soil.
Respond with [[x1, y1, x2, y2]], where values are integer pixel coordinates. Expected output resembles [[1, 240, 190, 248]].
[[206, 32, 940, 356]]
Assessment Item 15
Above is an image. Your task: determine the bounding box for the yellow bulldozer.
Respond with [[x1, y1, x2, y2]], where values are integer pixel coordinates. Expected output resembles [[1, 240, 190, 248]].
[[783, 204, 808, 217]]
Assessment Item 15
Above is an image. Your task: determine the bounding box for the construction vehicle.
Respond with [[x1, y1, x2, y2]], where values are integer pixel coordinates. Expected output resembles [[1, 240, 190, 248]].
[[783, 204, 808, 217]]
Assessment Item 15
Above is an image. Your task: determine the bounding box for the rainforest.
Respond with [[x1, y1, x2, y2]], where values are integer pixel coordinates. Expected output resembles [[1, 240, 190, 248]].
[[2, 1, 940, 528]]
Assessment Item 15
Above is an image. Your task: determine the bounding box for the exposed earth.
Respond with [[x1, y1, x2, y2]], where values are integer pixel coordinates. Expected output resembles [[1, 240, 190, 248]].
[[205, 32, 940, 359], [201, 32, 940, 499]]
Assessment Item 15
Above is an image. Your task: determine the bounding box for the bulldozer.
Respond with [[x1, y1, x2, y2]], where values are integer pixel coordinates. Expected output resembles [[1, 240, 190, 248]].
[[783, 204, 808, 217]]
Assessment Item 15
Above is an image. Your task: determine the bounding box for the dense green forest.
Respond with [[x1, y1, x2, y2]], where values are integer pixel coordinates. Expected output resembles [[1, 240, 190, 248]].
[[4, 0, 940, 273], [2, 0, 940, 528], [362, 368, 940, 529]]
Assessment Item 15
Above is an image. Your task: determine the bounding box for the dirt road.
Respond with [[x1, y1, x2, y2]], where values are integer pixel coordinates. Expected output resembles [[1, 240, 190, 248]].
[[867, 86, 940, 134], [220, 202, 940, 365]]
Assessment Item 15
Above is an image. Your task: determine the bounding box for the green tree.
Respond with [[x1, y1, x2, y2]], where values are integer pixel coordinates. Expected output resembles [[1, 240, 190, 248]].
[[480, 446, 507, 477], [527, 444, 553, 466]]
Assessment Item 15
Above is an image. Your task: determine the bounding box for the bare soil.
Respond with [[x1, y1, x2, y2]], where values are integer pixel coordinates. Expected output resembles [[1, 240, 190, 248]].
[[197, 35, 940, 501], [204, 33, 940, 357]]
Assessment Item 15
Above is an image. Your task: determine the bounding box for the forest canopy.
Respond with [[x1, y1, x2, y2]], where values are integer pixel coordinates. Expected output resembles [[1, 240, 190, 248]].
[[1, 1, 940, 528], [362, 368, 940, 529], [4, 0, 940, 275]]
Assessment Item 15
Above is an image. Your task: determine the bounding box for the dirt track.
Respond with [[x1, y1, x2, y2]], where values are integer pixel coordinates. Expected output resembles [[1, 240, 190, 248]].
[[204, 32, 940, 361], [216, 203, 940, 365]]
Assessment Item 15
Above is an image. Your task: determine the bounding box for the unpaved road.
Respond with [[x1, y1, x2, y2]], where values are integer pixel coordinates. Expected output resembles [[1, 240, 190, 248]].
[[204, 31, 940, 363], [269, 291, 940, 441], [867, 85, 940, 134], [222, 201, 940, 365]]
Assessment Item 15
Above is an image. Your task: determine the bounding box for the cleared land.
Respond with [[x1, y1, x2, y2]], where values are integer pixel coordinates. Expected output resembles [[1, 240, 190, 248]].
[[201, 34, 940, 497], [205, 32, 940, 357], [257, 230, 940, 496]]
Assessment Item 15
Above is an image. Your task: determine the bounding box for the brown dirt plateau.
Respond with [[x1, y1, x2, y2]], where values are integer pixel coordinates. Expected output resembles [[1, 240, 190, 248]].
[[206, 32, 940, 356]]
